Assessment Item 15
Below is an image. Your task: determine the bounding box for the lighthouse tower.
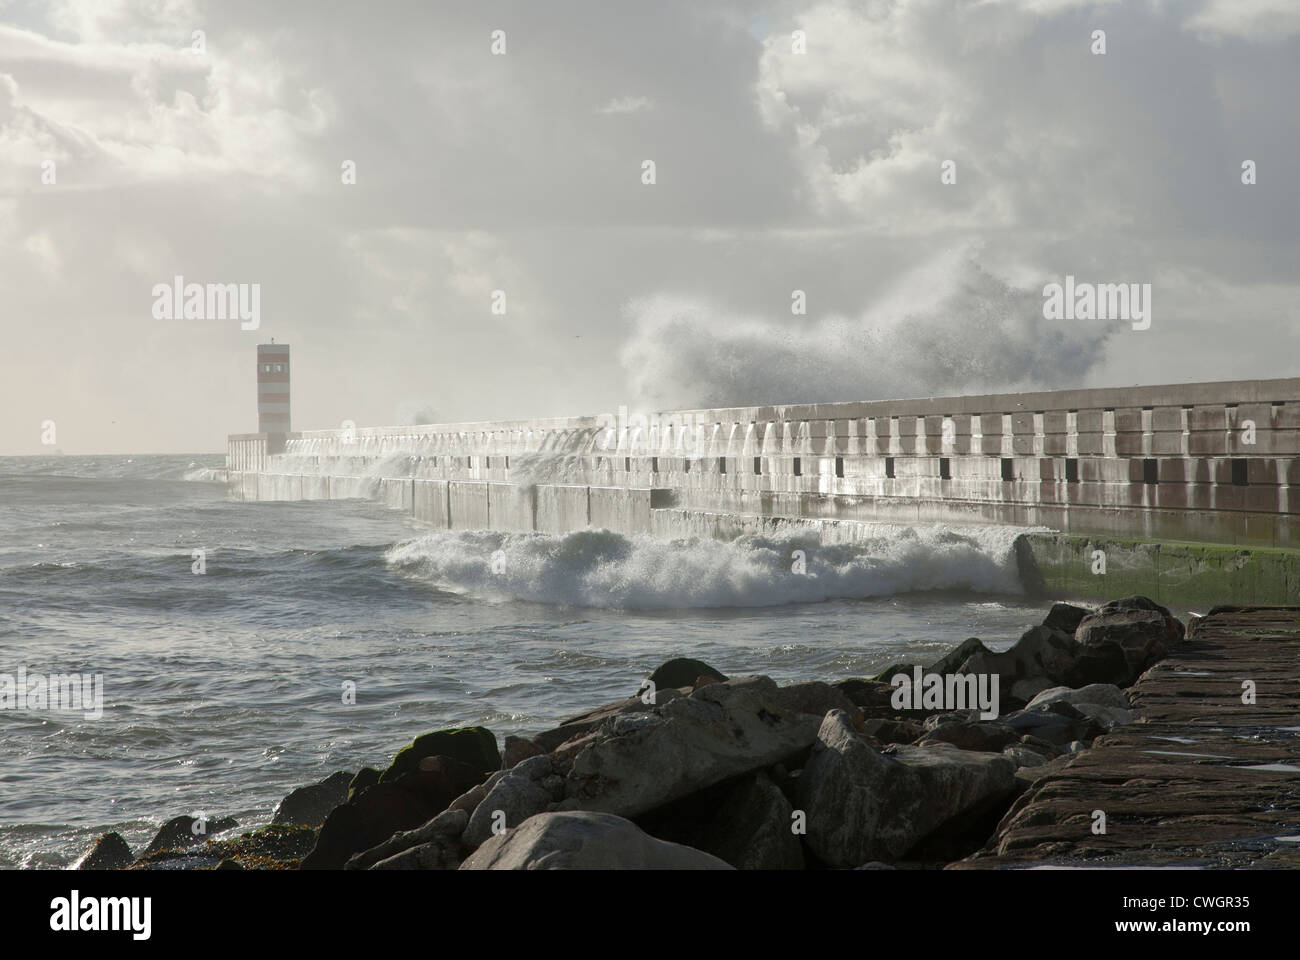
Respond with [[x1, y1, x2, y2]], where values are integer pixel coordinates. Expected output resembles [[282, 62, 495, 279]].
[[257, 342, 290, 446]]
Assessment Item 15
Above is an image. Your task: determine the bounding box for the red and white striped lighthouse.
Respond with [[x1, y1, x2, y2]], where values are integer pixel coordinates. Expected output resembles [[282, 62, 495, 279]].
[[257, 342, 290, 436]]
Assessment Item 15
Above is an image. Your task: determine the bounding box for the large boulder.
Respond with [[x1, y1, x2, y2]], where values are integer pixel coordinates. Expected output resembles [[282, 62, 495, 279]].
[[1042, 602, 1091, 635], [141, 815, 239, 857], [1026, 683, 1133, 730], [346, 808, 468, 870], [1000, 701, 1107, 746], [73, 833, 134, 870], [1070, 597, 1184, 687], [918, 715, 1019, 753], [530, 692, 686, 754], [559, 676, 823, 818], [301, 755, 486, 869], [460, 811, 733, 870], [463, 755, 565, 850], [955, 625, 1081, 710], [641, 658, 727, 693], [272, 771, 353, 828], [380, 727, 499, 783], [798, 710, 1017, 867], [699, 771, 804, 870]]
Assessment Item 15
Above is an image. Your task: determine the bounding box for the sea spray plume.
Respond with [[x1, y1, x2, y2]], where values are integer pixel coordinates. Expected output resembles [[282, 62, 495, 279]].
[[395, 401, 440, 426], [384, 524, 1030, 610], [619, 256, 1112, 410]]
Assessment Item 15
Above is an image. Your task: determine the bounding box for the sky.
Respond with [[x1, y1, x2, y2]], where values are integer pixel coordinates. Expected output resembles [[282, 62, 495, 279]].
[[0, 0, 1297, 454]]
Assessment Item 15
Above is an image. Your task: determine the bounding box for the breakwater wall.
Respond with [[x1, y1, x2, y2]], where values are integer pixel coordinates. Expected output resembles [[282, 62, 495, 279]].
[[226, 377, 1300, 603]]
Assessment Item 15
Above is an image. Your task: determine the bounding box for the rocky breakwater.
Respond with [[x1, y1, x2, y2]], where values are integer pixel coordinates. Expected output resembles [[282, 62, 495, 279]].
[[71, 597, 1185, 870]]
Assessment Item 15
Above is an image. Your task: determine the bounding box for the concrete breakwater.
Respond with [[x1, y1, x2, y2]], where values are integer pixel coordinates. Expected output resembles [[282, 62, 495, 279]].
[[959, 604, 1300, 868], [226, 376, 1300, 606]]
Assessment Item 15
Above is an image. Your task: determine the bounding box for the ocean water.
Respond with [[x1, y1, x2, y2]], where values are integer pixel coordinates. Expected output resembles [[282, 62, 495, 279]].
[[0, 454, 1050, 869]]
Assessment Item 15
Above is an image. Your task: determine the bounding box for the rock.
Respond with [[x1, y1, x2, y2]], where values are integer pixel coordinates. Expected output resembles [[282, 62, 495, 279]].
[[380, 727, 500, 783], [956, 625, 1080, 712], [463, 756, 561, 850], [1072, 597, 1184, 687], [301, 782, 435, 870], [503, 735, 545, 769], [1042, 602, 1091, 635], [797, 710, 1016, 867], [1073, 702, 1133, 730], [132, 824, 316, 871], [302, 756, 486, 869], [403, 755, 489, 811], [641, 658, 727, 693], [73, 833, 133, 870], [927, 638, 994, 677], [273, 770, 353, 828], [460, 811, 733, 870], [448, 781, 489, 816], [861, 717, 925, 745], [919, 718, 1019, 753], [1001, 702, 1106, 746], [371, 839, 462, 870], [700, 771, 804, 870], [530, 694, 682, 754], [1027, 684, 1130, 711], [300, 804, 366, 870], [560, 676, 823, 818], [1009, 676, 1058, 705], [1002, 745, 1050, 768], [769, 681, 859, 720], [832, 678, 938, 719], [142, 815, 239, 857], [347, 768, 381, 803], [346, 808, 468, 870], [1026, 683, 1132, 730]]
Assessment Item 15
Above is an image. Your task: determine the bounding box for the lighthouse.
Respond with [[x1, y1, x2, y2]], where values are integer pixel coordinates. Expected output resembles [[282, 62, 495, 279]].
[[257, 342, 290, 441]]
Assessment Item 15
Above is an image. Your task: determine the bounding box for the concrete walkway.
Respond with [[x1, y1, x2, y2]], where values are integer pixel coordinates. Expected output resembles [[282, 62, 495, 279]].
[[958, 605, 1300, 868]]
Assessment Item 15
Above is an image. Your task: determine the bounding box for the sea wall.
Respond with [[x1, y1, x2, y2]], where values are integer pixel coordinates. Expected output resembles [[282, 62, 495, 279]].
[[1017, 533, 1300, 608], [228, 376, 1300, 548], [226, 378, 1300, 602]]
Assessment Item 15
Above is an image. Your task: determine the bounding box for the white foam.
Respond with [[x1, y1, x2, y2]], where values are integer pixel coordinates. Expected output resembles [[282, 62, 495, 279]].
[[384, 523, 1023, 610]]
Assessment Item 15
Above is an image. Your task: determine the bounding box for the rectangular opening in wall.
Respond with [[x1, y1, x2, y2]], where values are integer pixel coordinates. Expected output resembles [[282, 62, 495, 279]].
[[625, 457, 631, 472], [1000, 458, 1014, 481], [793, 457, 802, 477], [1065, 457, 1079, 483], [684, 459, 691, 473], [1232, 458, 1248, 486], [885, 456, 895, 479], [1143, 458, 1158, 484], [717, 457, 727, 474], [466, 456, 473, 468], [504, 456, 509, 469], [753, 457, 761, 476], [484, 456, 491, 469], [835, 456, 844, 478], [651, 456, 659, 473], [939, 457, 950, 480]]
